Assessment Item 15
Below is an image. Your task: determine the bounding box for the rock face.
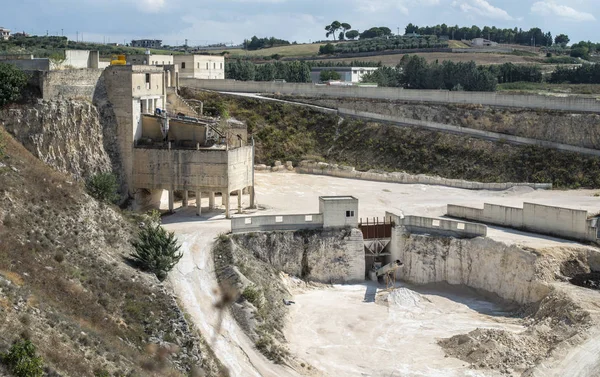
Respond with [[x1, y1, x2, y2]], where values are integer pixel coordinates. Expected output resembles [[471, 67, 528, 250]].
[[391, 234, 552, 304], [1, 99, 112, 180], [233, 228, 365, 283], [279, 96, 600, 150]]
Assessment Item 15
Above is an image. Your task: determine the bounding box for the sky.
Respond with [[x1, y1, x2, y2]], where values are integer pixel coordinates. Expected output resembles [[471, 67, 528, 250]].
[[2, 0, 598, 46]]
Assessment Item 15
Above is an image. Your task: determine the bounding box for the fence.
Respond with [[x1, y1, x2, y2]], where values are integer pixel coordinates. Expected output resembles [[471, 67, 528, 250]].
[[181, 79, 600, 113], [231, 213, 324, 233]]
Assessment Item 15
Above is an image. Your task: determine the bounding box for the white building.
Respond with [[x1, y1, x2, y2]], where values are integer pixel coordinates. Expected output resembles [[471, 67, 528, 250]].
[[472, 38, 498, 47], [173, 55, 225, 79], [0, 27, 10, 41], [127, 54, 174, 66], [310, 67, 379, 84], [319, 196, 359, 228]]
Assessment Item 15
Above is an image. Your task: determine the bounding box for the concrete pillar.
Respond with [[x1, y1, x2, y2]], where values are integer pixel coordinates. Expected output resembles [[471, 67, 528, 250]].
[[168, 189, 174, 213], [196, 191, 201, 216], [209, 192, 215, 209], [224, 192, 230, 219], [237, 189, 242, 214], [249, 186, 256, 209], [183, 190, 188, 207]]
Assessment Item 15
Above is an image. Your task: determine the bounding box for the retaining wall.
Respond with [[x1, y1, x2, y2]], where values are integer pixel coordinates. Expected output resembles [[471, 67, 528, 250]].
[[231, 213, 324, 233], [339, 108, 600, 157], [29, 69, 105, 101], [181, 79, 600, 113], [447, 202, 599, 242], [297, 161, 552, 191], [386, 212, 487, 239]]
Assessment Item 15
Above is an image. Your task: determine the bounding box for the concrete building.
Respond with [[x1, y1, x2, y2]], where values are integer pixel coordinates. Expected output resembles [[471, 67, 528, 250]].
[[310, 67, 378, 83], [472, 38, 498, 47], [174, 55, 225, 79], [0, 27, 10, 41], [131, 39, 162, 49], [103, 64, 253, 217], [127, 54, 174, 66], [319, 196, 359, 228]]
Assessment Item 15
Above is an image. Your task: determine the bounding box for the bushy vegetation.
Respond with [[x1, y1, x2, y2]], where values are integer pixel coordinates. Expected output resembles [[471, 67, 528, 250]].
[[130, 225, 183, 281], [1, 340, 44, 377], [0, 63, 28, 107], [550, 64, 600, 84], [405, 23, 553, 46], [361, 55, 497, 91], [85, 172, 119, 203], [226, 60, 311, 82], [243, 36, 291, 50], [0, 35, 176, 58], [319, 70, 341, 81], [361, 57, 543, 90], [324, 35, 448, 55]]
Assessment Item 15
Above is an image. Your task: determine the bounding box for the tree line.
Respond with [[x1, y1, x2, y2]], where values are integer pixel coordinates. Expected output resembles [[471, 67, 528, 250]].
[[324, 21, 393, 41], [360, 56, 545, 91], [550, 64, 600, 84], [225, 59, 381, 81], [405, 24, 554, 46], [243, 36, 291, 51]]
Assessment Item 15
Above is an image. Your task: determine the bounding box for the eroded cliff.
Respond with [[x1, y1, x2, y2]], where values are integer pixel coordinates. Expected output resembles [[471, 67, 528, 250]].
[[0, 99, 112, 180]]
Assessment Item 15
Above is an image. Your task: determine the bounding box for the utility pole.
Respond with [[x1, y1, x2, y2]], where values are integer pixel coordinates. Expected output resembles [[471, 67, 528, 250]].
[[61, 29, 63, 36], [397, 27, 400, 36], [76, 31, 78, 42]]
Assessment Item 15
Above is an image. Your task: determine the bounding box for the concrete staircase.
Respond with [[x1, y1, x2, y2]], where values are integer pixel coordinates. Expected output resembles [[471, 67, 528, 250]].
[[167, 87, 199, 116]]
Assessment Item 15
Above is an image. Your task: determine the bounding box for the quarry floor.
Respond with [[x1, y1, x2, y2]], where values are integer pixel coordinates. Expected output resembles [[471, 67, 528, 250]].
[[285, 282, 523, 377], [162, 171, 600, 376]]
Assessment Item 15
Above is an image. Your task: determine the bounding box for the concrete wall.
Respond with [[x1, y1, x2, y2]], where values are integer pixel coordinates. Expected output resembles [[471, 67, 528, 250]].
[[63, 50, 99, 69], [181, 79, 600, 113], [339, 108, 600, 157], [167, 120, 206, 146], [387, 212, 487, 239], [35, 69, 105, 101], [141, 116, 164, 141], [298, 161, 552, 191], [231, 214, 324, 233], [133, 148, 229, 190], [319, 196, 359, 228], [227, 146, 253, 192], [4, 59, 50, 71], [447, 202, 599, 242]]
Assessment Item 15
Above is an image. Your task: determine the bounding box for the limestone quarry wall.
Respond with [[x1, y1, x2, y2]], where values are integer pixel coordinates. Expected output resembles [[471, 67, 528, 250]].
[[0, 99, 112, 180], [232, 228, 365, 283], [389, 231, 552, 304]]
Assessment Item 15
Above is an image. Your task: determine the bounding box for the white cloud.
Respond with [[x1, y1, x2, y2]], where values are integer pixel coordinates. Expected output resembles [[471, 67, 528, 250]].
[[136, 0, 166, 12], [355, 0, 439, 15], [531, 1, 596, 22], [452, 0, 513, 20]]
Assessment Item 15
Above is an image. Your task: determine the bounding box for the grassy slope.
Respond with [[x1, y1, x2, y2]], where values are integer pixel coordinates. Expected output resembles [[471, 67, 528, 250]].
[[0, 128, 226, 377], [183, 89, 600, 189], [218, 43, 325, 58]]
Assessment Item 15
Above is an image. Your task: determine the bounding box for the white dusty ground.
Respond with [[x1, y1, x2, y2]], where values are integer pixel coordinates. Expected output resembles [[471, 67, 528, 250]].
[[285, 282, 523, 377], [162, 171, 600, 377]]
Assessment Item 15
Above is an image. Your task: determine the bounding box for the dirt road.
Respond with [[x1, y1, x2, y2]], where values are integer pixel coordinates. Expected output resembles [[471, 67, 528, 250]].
[[164, 208, 301, 377]]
